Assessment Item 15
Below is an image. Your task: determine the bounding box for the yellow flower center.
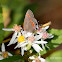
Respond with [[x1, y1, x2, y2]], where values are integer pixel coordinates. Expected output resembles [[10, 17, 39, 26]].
[[2, 51, 8, 58], [18, 36, 25, 42]]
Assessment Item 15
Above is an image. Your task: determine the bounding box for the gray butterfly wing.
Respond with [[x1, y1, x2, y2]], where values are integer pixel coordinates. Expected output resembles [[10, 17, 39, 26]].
[[26, 9, 34, 18], [24, 9, 38, 32], [31, 18, 38, 30]]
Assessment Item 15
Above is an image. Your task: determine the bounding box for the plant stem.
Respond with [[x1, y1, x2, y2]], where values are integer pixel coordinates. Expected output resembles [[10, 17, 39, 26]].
[[2, 38, 11, 43]]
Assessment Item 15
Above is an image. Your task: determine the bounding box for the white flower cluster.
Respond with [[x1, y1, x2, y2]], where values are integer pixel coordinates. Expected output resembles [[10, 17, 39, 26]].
[[29, 53, 45, 62], [2, 23, 54, 62], [0, 43, 13, 60]]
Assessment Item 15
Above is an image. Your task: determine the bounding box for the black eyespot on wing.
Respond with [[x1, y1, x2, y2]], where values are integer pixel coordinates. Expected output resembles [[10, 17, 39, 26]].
[[34, 34, 36, 36], [36, 28, 37, 30], [36, 23, 37, 25]]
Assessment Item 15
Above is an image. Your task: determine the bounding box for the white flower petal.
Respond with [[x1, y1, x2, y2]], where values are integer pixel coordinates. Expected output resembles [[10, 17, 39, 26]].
[[14, 42, 26, 49], [37, 32, 41, 34], [19, 41, 26, 45], [2, 28, 14, 31], [22, 31, 26, 35], [41, 26, 49, 32], [41, 39, 48, 43], [21, 43, 28, 47], [13, 38, 18, 44], [21, 30, 24, 33], [0, 56, 4, 60], [41, 44, 45, 49], [29, 56, 35, 59], [39, 57, 45, 62], [43, 26, 49, 30], [14, 43, 21, 49], [8, 52, 13, 56], [32, 44, 43, 53], [35, 35, 42, 40], [21, 47, 24, 56], [45, 44, 50, 49], [24, 47, 27, 51], [34, 41, 48, 44], [32, 60, 35, 62], [25, 32, 32, 38], [48, 34, 54, 38], [7, 32, 17, 46], [1, 43, 5, 52], [17, 32, 21, 37]]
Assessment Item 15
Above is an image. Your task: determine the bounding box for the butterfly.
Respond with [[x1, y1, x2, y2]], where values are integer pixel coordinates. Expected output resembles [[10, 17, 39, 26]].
[[23, 9, 39, 32]]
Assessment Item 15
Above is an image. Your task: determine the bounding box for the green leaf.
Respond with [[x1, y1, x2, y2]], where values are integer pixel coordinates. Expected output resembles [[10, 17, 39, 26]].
[[46, 50, 62, 62], [48, 29, 62, 36], [0, 7, 4, 43], [0, 55, 25, 62], [47, 29, 62, 49]]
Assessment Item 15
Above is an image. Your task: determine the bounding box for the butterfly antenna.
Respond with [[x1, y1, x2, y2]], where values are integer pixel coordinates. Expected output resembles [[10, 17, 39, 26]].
[[41, 21, 51, 27]]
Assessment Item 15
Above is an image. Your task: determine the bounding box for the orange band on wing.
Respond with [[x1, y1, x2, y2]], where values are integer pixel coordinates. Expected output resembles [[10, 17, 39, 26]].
[[30, 21, 35, 29], [26, 14, 35, 29], [26, 14, 31, 19]]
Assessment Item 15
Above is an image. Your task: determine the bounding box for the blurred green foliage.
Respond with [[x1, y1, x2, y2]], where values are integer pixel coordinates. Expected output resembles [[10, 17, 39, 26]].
[[46, 50, 62, 62], [47, 29, 62, 49], [0, 55, 25, 62], [0, 7, 5, 43], [0, 23, 5, 43]]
